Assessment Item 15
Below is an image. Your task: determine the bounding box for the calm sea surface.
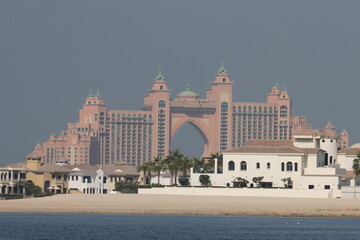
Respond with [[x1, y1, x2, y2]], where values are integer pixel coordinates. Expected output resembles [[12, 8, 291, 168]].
[[0, 213, 359, 240]]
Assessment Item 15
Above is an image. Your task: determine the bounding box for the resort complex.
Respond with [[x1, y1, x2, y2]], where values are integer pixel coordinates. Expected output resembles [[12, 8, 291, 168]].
[[1, 65, 359, 199], [30, 64, 349, 166]]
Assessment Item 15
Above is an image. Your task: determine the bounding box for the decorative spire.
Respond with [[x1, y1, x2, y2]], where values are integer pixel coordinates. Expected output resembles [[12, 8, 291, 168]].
[[95, 89, 101, 98], [273, 80, 280, 88], [282, 83, 288, 92], [185, 84, 191, 91], [88, 90, 93, 98], [155, 68, 165, 81], [217, 60, 227, 73]]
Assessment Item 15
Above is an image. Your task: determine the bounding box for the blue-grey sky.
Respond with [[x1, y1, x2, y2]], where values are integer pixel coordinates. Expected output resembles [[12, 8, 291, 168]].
[[1, 0, 359, 164]]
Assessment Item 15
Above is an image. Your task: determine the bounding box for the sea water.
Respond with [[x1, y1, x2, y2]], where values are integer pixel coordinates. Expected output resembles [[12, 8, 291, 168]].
[[0, 213, 359, 240]]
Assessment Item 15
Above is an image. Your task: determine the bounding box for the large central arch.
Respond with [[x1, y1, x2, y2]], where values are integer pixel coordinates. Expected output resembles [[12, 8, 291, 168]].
[[170, 113, 218, 157]]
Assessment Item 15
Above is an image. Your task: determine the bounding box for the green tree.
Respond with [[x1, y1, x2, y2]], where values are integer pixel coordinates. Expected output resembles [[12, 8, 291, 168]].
[[233, 177, 249, 188], [164, 149, 183, 185], [152, 156, 165, 185], [192, 157, 205, 173], [281, 177, 293, 188], [14, 180, 26, 196], [352, 152, 360, 198], [20, 181, 41, 196], [179, 156, 193, 177], [137, 163, 151, 185], [252, 176, 264, 187], [199, 175, 211, 186]]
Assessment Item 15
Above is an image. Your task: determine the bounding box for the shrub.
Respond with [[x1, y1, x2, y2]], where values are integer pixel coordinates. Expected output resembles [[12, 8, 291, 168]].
[[199, 175, 211, 186], [178, 177, 190, 187], [252, 176, 264, 187], [34, 191, 54, 198], [233, 177, 249, 188], [0, 194, 23, 200], [115, 181, 138, 193]]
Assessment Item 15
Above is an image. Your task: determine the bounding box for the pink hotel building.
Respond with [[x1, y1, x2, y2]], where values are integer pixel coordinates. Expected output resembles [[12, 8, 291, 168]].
[[33, 64, 349, 165]]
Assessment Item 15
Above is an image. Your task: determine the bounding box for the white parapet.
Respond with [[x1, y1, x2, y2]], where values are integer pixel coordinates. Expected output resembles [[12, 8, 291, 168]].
[[138, 186, 341, 198]]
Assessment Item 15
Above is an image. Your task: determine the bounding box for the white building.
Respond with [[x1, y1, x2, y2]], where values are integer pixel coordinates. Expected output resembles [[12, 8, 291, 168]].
[[190, 130, 346, 190], [338, 143, 360, 187], [67, 164, 139, 194]]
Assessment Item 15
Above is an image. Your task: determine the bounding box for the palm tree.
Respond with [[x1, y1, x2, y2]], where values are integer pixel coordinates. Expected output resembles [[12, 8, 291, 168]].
[[179, 156, 193, 177], [137, 163, 150, 185], [352, 152, 360, 198], [145, 161, 154, 185], [152, 156, 164, 185], [192, 157, 205, 173], [14, 180, 25, 196], [164, 149, 183, 185]]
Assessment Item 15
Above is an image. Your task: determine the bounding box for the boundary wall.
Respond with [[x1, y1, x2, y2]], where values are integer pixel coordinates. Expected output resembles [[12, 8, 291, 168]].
[[138, 186, 341, 198], [341, 187, 360, 199]]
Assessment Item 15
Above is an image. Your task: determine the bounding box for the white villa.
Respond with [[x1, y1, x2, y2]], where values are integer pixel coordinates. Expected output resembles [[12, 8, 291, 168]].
[[68, 164, 139, 194], [190, 127, 358, 191]]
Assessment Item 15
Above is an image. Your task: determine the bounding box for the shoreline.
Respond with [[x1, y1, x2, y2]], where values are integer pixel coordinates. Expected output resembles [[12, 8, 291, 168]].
[[0, 194, 360, 218]]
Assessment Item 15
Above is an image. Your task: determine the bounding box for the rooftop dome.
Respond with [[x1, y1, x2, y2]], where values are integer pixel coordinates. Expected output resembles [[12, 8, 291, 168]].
[[350, 143, 360, 148], [177, 85, 199, 98]]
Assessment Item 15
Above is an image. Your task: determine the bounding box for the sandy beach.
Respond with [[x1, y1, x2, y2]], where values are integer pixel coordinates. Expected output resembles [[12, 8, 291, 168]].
[[0, 194, 360, 217]]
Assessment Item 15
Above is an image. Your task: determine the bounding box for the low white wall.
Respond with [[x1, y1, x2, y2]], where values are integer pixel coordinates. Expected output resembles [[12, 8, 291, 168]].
[[341, 187, 360, 199], [138, 186, 340, 199]]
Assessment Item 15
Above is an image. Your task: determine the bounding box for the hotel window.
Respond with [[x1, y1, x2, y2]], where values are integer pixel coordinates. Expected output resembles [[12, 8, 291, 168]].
[[267, 162, 271, 169], [158, 100, 166, 108], [240, 161, 247, 171], [256, 162, 260, 169], [294, 163, 298, 172], [280, 105, 288, 118], [281, 162, 285, 171]]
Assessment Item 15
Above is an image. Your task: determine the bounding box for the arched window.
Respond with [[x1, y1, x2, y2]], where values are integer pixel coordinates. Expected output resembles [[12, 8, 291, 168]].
[[158, 100, 166, 108], [267, 162, 271, 169], [221, 102, 228, 109], [281, 162, 285, 171], [286, 162, 293, 171], [330, 156, 333, 164], [160, 85, 163, 90], [280, 105, 288, 118], [325, 153, 329, 166], [256, 162, 260, 169], [240, 161, 247, 171], [228, 161, 235, 171], [294, 163, 298, 172], [222, 78, 226, 82]]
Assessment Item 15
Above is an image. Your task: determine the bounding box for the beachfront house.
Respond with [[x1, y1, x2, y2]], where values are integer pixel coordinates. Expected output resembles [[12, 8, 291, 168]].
[[190, 130, 347, 190]]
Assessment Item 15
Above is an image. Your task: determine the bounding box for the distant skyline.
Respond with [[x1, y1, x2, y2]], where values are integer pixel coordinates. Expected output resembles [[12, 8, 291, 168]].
[[1, 0, 360, 164]]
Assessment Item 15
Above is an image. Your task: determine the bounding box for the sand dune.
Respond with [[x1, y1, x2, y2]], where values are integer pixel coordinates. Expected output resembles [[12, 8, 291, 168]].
[[0, 194, 360, 217]]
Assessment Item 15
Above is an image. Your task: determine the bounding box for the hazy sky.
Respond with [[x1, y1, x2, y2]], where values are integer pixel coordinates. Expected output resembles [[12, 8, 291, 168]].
[[1, 0, 360, 164]]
